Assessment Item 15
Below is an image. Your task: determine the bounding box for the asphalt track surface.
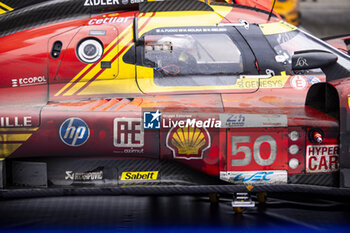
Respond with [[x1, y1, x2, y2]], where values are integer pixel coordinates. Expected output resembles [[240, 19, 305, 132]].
[[300, 0, 350, 38], [1, 0, 350, 232], [0, 193, 350, 232]]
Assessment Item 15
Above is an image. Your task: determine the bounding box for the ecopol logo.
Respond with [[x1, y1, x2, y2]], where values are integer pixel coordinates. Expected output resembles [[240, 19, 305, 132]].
[[59, 118, 90, 146]]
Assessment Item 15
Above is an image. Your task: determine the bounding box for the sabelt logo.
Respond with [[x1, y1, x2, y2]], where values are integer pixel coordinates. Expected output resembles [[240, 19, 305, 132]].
[[120, 171, 158, 181]]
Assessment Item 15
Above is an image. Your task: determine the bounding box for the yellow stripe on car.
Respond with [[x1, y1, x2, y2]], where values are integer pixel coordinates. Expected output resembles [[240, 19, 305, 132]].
[[0, 144, 22, 157], [0, 127, 39, 132], [0, 128, 39, 157], [0, 134, 32, 142], [0, 2, 13, 11], [259, 21, 297, 35]]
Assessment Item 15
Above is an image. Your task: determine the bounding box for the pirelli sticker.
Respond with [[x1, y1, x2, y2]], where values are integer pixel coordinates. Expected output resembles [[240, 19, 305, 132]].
[[306, 145, 339, 173], [120, 171, 158, 181]]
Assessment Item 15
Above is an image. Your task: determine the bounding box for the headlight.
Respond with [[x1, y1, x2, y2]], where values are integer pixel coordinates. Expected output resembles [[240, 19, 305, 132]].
[[288, 131, 300, 141], [289, 158, 299, 169], [288, 144, 299, 155]]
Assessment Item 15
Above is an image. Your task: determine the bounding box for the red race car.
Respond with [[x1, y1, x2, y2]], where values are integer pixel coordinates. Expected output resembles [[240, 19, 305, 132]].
[[0, 0, 349, 211]]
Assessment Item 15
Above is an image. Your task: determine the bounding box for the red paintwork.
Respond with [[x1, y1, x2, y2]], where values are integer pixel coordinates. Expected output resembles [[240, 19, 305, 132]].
[[324, 35, 350, 54], [0, 3, 345, 181]]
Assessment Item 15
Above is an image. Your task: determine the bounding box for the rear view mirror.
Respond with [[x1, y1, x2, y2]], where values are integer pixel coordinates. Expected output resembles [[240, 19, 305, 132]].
[[292, 50, 338, 70]]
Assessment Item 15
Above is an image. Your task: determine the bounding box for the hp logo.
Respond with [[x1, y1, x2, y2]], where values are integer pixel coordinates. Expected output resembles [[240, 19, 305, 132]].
[[59, 118, 90, 146]]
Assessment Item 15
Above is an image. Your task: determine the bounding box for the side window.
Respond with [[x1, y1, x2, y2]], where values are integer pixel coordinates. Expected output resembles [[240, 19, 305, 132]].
[[143, 33, 244, 87]]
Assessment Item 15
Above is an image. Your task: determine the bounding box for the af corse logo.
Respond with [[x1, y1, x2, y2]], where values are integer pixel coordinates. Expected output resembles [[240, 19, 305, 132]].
[[166, 126, 211, 160], [114, 118, 144, 147], [59, 118, 90, 146], [143, 110, 161, 129]]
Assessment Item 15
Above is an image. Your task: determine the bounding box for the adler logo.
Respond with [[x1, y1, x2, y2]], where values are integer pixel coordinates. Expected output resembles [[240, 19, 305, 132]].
[[166, 126, 211, 160], [84, 0, 120, 6]]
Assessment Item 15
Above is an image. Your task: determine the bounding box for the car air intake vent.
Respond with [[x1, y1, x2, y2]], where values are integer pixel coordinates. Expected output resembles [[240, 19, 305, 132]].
[[139, 0, 213, 13]]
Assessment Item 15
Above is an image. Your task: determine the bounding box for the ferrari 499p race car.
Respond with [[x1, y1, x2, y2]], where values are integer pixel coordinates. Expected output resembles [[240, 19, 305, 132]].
[[0, 0, 350, 209]]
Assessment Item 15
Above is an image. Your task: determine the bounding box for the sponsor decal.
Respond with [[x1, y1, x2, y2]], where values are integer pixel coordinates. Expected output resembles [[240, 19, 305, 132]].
[[163, 118, 221, 129], [120, 171, 158, 181], [84, 0, 120, 6], [219, 114, 287, 128], [88, 16, 132, 25], [122, 148, 144, 154], [145, 110, 221, 129], [84, 0, 143, 6], [114, 118, 144, 147], [220, 170, 287, 184], [295, 57, 309, 68], [143, 110, 161, 129], [306, 145, 339, 173], [0, 116, 32, 127], [65, 171, 103, 181], [290, 75, 307, 90], [59, 118, 90, 147], [11, 76, 46, 87], [155, 27, 227, 34], [306, 76, 321, 84], [236, 79, 284, 89], [166, 126, 211, 160]]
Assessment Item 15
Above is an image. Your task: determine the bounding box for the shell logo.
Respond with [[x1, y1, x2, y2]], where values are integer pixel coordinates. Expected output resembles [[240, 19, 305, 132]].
[[166, 126, 211, 160]]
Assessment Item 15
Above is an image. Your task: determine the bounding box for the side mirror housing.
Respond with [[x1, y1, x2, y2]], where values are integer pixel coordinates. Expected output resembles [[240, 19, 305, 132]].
[[292, 50, 338, 70]]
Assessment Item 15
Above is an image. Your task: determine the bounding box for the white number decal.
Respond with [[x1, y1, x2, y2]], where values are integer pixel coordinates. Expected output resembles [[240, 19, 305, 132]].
[[231, 136, 251, 166], [231, 135, 277, 166]]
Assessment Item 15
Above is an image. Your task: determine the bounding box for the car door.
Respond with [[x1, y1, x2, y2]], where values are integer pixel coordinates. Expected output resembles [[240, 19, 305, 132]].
[[48, 24, 119, 100]]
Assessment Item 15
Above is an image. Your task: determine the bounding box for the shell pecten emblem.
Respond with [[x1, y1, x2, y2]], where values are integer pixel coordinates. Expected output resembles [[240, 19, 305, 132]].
[[166, 126, 211, 160]]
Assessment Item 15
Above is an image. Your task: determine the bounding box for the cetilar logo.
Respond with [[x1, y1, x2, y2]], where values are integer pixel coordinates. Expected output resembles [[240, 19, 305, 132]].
[[234, 172, 274, 182], [143, 110, 161, 129], [59, 118, 90, 146]]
